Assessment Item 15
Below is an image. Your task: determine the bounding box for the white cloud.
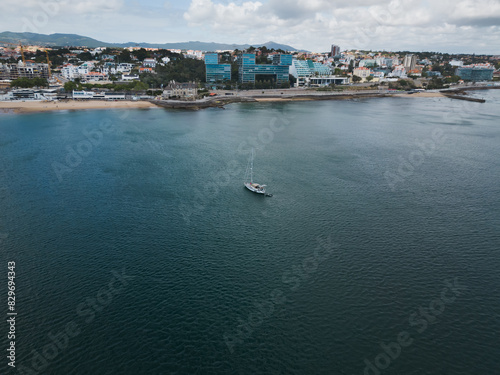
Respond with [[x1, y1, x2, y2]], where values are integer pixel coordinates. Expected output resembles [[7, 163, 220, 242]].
[[0, 0, 498, 53], [184, 0, 265, 28], [181, 0, 500, 53]]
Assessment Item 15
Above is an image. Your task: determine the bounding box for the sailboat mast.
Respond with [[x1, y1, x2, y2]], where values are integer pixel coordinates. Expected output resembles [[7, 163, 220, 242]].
[[250, 148, 254, 183]]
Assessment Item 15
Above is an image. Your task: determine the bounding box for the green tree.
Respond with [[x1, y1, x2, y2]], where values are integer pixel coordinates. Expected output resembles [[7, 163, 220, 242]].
[[445, 75, 461, 84], [352, 75, 362, 83], [132, 48, 149, 61], [118, 49, 132, 63], [366, 76, 374, 82], [64, 81, 77, 92], [348, 60, 354, 73], [78, 52, 93, 61], [230, 61, 239, 83], [133, 81, 149, 91], [10, 77, 48, 88]]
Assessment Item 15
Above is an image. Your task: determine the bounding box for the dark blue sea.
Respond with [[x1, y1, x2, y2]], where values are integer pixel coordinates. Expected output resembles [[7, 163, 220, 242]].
[[1, 90, 499, 375]]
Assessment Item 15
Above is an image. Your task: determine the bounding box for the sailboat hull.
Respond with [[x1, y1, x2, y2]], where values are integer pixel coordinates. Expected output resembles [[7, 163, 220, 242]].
[[244, 182, 266, 194]]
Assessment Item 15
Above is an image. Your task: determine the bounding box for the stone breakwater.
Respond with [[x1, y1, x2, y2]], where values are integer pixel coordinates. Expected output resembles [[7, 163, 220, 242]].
[[151, 91, 394, 110], [149, 97, 257, 110]]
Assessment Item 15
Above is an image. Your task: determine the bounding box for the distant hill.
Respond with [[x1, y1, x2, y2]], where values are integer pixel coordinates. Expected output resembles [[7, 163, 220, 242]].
[[0, 32, 113, 48], [0, 32, 307, 52]]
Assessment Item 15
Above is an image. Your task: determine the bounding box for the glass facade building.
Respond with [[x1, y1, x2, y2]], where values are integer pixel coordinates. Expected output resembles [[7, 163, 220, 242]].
[[455, 66, 494, 81], [290, 60, 333, 86], [272, 54, 293, 66], [204, 53, 231, 82], [238, 53, 292, 85]]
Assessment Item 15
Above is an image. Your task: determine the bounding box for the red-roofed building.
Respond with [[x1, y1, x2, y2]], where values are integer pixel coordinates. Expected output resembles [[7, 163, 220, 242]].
[[139, 67, 154, 73]]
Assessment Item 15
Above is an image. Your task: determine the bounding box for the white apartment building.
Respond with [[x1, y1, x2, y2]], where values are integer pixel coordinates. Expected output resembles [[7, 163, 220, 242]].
[[184, 50, 203, 60], [450, 60, 464, 67], [142, 59, 157, 68], [61, 64, 79, 79], [121, 74, 139, 81], [388, 65, 407, 78], [110, 63, 135, 74]]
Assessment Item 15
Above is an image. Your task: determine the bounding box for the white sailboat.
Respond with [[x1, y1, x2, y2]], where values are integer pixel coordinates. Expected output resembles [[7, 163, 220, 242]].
[[244, 148, 272, 196]]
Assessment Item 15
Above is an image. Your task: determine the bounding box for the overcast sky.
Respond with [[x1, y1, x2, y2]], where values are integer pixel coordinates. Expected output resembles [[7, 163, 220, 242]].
[[1, 0, 499, 54]]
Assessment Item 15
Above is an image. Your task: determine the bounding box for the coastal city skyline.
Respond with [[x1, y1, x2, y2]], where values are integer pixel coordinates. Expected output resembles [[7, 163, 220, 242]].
[[1, 2, 500, 375], [1, 0, 499, 54]]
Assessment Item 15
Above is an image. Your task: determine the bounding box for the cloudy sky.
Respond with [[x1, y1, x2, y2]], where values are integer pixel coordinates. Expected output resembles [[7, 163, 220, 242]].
[[1, 0, 499, 53]]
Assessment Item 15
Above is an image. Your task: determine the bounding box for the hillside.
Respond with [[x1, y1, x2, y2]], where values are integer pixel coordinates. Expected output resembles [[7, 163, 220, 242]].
[[0, 32, 306, 52]]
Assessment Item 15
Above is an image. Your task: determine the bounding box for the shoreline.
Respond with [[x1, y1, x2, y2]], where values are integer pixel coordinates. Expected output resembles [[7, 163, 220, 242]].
[[0, 100, 158, 114], [2, 86, 496, 114]]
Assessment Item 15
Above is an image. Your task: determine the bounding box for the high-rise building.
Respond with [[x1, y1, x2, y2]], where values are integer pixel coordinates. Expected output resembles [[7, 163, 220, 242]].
[[403, 54, 417, 71], [331, 45, 340, 58], [238, 53, 292, 85], [204, 53, 231, 83]]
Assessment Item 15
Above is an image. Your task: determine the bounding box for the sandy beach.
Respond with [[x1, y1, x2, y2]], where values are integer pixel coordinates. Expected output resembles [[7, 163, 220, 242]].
[[254, 97, 316, 102], [0, 100, 158, 114], [392, 91, 446, 98]]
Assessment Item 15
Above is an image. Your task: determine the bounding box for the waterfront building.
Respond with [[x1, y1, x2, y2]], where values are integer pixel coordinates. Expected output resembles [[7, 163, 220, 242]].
[[72, 90, 95, 99], [162, 81, 198, 98], [273, 54, 293, 66], [204, 53, 231, 83], [353, 67, 372, 81], [104, 93, 126, 100], [309, 76, 349, 86], [238, 53, 292, 85], [290, 59, 334, 86], [455, 65, 494, 81]]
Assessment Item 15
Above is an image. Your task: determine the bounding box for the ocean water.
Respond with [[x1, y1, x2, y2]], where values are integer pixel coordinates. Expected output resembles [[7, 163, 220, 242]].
[[0, 91, 499, 375]]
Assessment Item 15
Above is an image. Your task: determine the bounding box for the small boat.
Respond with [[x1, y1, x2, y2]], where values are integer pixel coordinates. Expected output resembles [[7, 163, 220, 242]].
[[244, 148, 272, 196]]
